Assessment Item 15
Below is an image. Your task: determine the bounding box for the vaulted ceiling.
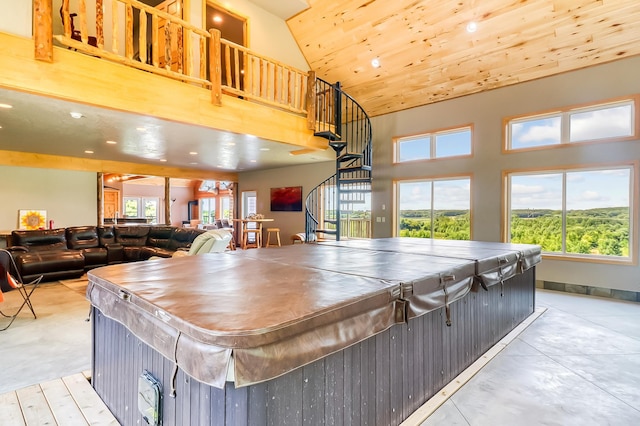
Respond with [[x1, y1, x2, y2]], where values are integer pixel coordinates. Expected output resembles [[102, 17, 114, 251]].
[[288, 0, 640, 117]]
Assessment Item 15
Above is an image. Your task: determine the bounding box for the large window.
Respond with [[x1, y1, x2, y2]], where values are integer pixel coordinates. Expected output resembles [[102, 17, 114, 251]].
[[396, 177, 471, 240], [123, 197, 159, 223], [199, 198, 216, 224], [506, 98, 637, 151], [394, 126, 472, 163], [506, 165, 634, 261]]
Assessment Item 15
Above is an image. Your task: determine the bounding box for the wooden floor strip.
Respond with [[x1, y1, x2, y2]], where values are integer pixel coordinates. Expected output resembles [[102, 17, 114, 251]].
[[0, 390, 26, 425], [0, 374, 119, 426], [41, 378, 89, 425], [16, 384, 57, 426], [63, 373, 119, 425]]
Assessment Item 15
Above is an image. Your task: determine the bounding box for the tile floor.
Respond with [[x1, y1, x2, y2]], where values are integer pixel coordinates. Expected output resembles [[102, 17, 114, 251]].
[[1, 283, 639, 425], [421, 290, 640, 426], [0, 281, 91, 394]]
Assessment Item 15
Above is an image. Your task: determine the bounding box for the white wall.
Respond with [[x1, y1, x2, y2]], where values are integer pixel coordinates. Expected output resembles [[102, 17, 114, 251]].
[[192, 0, 309, 70], [0, 166, 97, 230], [239, 161, 333, 244], [0, 0, 32, 37], [369, 56, 640, 293]]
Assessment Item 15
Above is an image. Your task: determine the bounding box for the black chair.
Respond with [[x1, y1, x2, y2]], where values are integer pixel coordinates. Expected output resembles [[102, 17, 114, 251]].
[[60, 6, 98, 48], [0, 249, 43, 331]]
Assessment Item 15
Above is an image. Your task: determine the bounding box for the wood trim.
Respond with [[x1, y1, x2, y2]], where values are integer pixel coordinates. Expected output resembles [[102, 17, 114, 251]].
[[391, 173, 474, 240], [501, 160, 638, 266], [0, 149, 238, 181], [502, 94, 640, 154], [54, 35, 211, 87], [392, 123, 474, 164]]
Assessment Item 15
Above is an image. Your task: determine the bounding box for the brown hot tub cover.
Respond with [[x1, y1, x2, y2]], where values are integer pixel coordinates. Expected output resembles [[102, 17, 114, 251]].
[[87, 239, 540, 389]]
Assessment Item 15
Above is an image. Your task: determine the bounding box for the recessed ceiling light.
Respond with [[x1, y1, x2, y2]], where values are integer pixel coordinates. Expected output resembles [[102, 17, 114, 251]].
[[159, 159, 167, 162], [189, 151, 198, 155], [189, 162, 198, 165], [213, 15, 222, 23], [466, 21, 478, 33], [260, 148, 270, 151], [136, 127, 147, 132], [250, 160, 257, 163], [371, 57, 380, 68], [84, 150, 94, 154], [227, 142, 236, 146], [106, 140, 117, 144], [70, 112, 83, 119], [0, 103, 13, 109]]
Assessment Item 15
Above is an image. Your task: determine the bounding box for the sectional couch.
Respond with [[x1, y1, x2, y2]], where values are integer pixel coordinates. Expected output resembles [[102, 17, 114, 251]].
[[6, 225, 206, 284]]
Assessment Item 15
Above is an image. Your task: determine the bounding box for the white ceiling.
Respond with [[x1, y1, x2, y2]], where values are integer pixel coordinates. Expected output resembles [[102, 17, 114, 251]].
[[248, 0, 309, 20], [0, 87, 333, 174]]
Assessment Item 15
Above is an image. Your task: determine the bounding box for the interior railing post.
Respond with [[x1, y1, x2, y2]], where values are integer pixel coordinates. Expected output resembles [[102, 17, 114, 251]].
[[209, 28, 222, 106], [34, 0, 53, 62], [96, 0, 104, 48], [306, 71, 316, 130]]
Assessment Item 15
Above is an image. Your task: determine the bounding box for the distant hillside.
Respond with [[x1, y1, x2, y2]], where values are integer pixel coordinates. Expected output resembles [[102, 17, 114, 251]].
[[510, 207, 629, 256]]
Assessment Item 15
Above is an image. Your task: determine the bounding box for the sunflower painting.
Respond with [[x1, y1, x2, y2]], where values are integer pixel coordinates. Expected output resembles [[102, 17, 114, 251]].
[[19, 210, 47, 230]]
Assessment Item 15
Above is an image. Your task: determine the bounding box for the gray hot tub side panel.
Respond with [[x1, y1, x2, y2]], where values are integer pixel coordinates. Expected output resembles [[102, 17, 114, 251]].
[[91, 267, 536, 426]]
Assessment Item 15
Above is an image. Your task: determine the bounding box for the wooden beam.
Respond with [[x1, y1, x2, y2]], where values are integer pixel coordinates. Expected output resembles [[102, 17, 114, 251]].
[[0, 150, 238, 181], [33, 0, 53, 63], [98, 172, 104, 226], [165, 177, 171, 225], [210, 28, 222, 106]]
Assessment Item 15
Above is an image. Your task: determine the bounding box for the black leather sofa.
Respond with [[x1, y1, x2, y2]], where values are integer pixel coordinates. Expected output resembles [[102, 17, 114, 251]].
[[7, 225, 204, 283]]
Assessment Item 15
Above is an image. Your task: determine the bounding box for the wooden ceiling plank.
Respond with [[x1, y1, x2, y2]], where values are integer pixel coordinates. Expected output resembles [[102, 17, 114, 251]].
[[289, 0, 640, 117]]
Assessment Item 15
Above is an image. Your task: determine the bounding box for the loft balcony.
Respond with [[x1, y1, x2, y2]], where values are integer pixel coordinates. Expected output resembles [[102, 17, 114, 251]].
[[0, 0, 330, 178]]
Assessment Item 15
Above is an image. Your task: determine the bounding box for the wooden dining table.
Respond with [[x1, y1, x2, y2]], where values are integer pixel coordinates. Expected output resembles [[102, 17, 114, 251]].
[[232, 218, 274, 249]]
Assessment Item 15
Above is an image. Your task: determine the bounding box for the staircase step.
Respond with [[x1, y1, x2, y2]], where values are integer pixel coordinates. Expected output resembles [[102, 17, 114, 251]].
[[315, 130, 341, 140], [316, 228, 337, 235], [339, 165, 372, 173], [338, 152, 364, 162], [340, 178, 372, 185], [340, 188, 371, 193]]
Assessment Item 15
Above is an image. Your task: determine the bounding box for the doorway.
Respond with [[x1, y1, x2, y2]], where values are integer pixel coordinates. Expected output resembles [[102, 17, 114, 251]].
[[205, 2, 247, 86]]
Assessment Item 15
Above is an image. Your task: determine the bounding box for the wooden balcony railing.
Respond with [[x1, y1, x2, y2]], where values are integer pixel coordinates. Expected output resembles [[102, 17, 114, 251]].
[[34, 0, 312, 114], [219, 39, 310, 114]]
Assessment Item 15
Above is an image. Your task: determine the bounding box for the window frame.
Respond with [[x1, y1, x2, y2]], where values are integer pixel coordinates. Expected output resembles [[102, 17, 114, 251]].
[[393, 175, 473, 240], [504, 95, 639, 152], [502, 162, 638, 265], [123, 196, 160, 223], [393, 124, 473, 164]]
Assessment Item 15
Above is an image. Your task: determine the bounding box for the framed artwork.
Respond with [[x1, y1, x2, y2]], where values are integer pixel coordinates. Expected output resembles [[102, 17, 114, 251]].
[[270, 186, 303, 212], [19, 210, 47, 230]]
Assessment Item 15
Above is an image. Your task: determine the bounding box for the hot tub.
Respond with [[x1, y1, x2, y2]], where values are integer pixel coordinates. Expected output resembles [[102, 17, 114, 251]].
[[87, 239, 539, 425]]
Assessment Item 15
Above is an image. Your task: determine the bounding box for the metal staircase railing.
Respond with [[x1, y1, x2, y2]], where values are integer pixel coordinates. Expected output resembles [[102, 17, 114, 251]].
[[305, 78, 372, 242]]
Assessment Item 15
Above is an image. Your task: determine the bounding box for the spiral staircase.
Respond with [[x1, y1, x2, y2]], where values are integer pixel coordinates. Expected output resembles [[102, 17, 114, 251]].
[[305, 80, 372, 242]]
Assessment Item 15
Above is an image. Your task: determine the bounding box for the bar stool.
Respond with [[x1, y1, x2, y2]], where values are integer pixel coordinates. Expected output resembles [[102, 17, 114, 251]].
[[243, 228, 262, 249], [265, 228, 281, 247]]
